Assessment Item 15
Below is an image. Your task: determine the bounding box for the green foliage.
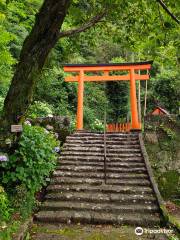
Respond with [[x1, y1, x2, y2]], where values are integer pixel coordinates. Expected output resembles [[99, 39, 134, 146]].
[[90, 119, 104, 132], [0, 0, 179, 130], [69, 117, 76, 133], [159, 124, 176, 140], [11, 184, 37, 219], [0, 220, 20, 240], [151, 71, 180, 114], [0, 95, 4, 115], [168, 236, 179, 240], [34, 66, 108, 129], [1, 125, 59, 193], [84, 82, 108, 127], [106, 81, 129, 122], [0, 0, 42, 97], [27, 101, 53, 118], [158, 170, 180, 200], [34, 66, 74, 116], [0, 12, 16, 87], [0, 185, 11, 222]]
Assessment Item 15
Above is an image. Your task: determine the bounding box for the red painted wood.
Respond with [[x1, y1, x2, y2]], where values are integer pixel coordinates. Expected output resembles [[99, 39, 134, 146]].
[[107, 123, 131, 132]]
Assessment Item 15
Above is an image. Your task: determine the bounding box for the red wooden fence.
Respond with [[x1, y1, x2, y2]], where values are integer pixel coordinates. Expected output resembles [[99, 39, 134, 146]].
[[107, 123, 131, 132]]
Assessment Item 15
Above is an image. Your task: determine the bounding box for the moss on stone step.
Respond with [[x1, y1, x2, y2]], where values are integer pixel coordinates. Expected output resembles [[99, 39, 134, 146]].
[[30, 224, 171, 240]]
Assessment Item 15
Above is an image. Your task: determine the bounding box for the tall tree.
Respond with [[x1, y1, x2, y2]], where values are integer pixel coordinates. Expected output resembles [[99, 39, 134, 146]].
[[0, 0, 106, 134], [1, 0, 70, 130]]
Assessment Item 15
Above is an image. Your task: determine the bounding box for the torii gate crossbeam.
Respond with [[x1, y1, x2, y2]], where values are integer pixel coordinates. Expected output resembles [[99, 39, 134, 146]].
[[63, 61, 152, 131]]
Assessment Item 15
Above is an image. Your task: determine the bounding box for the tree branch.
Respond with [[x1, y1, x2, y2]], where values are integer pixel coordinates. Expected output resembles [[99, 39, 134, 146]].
[[156, 0, 179, 24], [59, 10, 107, 38]]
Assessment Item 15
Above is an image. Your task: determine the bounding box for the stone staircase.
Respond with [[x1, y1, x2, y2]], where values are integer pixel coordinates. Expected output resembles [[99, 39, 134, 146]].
[[35, 131, 162, 226]]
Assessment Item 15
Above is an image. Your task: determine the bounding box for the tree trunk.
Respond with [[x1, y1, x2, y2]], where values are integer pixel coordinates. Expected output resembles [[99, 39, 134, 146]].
[[1, 0, 71, 133]]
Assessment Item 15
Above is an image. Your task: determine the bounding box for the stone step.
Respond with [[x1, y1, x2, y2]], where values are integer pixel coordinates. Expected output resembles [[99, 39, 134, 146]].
[[67, 135, 138, 139], [66, 140, 139, 145], [63, 147, 141, 153], [41, 201, 159, 214], [55, 165, 147, 174], [58, 156, 144, 162], [53, 171, 148, 179], [108, 149, 142, 154], [47, 184, 153, 195], [61, 152, 142, 157], [34, 131, 162, 227], [34, 210, 160, 226], [68, 133, 138, 137], [58, 161, 145, 168], [66, 139, 138, 143], [52, 171, 149, 179], [51, 177, 151, 186], [64, 143, 141, 149], [45, 192, 156, 204]]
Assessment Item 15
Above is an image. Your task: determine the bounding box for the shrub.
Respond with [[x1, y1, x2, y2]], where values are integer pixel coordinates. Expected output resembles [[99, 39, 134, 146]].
[[0, 96, 4, 115], [90, 119, 104, 132], [151, 70, 180, 114], [12, 184, 37, 219], [0, 186, 11, 222], [158, 170, 180, 200], [1, 125, 59, 193], [27, 101, 53, 119], [69, 117, 76, 133]]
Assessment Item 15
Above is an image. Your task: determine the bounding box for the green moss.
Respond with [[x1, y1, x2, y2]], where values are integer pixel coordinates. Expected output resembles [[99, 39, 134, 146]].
[[160, 204, 169, 224], [0, 220, 20, 240], [47, 227, 83, 238], [86, 231, 128, 240], [158, 171, 180, 199], [31, 224, 173, 240], [159, 202, 180, 232], [31, 225, 83, 239], [173, 199, 180, 206], [168, 215, 180, 231]]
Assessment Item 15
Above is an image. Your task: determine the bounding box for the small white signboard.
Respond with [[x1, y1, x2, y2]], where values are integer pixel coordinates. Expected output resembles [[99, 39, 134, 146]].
[[11, 125, 23, 133]]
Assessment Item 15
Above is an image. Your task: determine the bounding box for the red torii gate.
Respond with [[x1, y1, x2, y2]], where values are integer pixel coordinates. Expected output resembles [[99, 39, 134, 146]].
[[63, 61, 152, 131]]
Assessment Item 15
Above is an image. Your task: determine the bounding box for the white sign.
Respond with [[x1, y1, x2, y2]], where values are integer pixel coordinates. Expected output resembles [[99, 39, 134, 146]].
[[11, 125, 23, 133]]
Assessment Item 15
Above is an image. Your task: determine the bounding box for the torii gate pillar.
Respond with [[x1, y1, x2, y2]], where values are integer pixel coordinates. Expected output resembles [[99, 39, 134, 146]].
[[130, 68, 141, 130], [77, 70, 84, 130]]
